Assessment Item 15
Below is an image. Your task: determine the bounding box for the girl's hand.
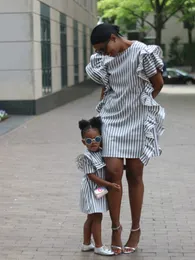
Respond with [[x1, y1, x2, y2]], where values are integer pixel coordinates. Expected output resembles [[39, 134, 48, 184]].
[[111, 183, 121, 191]]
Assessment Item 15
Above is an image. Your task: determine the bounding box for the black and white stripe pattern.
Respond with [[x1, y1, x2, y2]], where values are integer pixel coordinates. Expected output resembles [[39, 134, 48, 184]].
[[78, 150, 108, 214], [86, 41, 165, 165]]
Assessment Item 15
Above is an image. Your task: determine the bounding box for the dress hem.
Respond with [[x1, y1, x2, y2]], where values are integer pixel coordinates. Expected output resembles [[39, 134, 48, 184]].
[[102, 153, 162, 166], [81, 209, 108, 214]]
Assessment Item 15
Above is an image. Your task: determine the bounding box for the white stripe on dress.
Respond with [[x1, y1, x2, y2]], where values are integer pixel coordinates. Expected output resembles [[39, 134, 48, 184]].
[[86, 41, 165, 165], [78, 150, 108, 214]]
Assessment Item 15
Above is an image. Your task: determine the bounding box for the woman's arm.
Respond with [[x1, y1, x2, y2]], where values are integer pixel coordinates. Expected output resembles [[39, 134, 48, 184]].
[[150, 70, 164, 99], [100, 87, 105, 100]]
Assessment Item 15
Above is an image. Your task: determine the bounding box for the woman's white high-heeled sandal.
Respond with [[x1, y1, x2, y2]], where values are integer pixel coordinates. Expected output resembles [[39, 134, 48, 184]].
[[111, 225, 123, 255], [123, 227, 140, 254]]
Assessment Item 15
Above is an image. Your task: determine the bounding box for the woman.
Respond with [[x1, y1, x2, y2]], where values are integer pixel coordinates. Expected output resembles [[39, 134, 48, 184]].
[[86, 23, 165, 255]]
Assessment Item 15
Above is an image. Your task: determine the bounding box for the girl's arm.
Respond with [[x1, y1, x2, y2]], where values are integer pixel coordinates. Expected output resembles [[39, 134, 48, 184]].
[[82, 156, 120, 190], [88, 173, 120, 190]]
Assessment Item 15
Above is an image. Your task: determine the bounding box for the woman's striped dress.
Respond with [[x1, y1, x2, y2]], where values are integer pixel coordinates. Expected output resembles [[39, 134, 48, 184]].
[[86, 41, 165, 165], [78, 150, 108, 214]]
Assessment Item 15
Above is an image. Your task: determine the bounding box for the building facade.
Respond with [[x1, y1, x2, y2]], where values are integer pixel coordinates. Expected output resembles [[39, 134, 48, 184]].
[[145, 13, 195, 59], [128, 13, 195, 61], [0, 0, 97, 114]]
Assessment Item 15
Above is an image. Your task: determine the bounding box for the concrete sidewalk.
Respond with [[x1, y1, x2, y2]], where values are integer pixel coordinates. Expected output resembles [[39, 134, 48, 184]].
[[0, 116, 33, 136], [0, 88, 195, 260]]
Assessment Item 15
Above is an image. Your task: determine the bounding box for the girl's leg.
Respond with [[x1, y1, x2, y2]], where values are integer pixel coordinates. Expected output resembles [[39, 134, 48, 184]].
[[125, 158, 144, 249], [83, 214, 93, 245], [104, 158, 123, 249], [90, 213, 114, 256], [91, 213, 103, 248]]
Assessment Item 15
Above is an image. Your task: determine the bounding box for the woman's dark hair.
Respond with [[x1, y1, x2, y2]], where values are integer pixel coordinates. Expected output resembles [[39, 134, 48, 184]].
[[91, 23, 122, 45], [78, 116, 102, 138]]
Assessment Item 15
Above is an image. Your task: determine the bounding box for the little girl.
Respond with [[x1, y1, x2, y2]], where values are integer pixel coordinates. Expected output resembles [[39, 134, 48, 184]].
[[76, 116, 120, 256]]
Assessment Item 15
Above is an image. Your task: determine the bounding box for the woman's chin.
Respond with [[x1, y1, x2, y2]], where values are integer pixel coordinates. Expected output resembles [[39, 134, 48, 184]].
[[110, 52, 117, 57]]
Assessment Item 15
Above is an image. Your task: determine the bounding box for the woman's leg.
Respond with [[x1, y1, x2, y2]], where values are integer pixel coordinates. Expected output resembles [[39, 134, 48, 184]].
[[91, 213, 103, 248], [104, 157, 123, 248], [125, 158, 144, 249], [83, 214, 93, 245]]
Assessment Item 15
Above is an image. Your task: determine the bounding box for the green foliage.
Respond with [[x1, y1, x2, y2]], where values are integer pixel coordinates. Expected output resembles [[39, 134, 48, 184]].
[[98, 0, 188, 27], [168, 37, 184, 66], [98, 0, 192, 44], [98, 0, 151, 31], [179, 0, 195, 43], [183, 43, 195, 66], [168, 36, 195, 66]]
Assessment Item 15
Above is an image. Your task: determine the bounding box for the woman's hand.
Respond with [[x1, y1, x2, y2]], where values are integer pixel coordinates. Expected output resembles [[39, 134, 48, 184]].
[[110, 183, 121, 191]]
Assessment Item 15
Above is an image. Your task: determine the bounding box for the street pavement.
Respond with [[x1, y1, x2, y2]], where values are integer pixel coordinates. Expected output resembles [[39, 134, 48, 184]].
[[0, 85, 195, 260]]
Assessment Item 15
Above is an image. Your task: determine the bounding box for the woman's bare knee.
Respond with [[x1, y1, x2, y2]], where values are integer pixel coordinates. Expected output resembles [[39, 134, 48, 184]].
[[126, 159, 144, 185], [104, 157, 123, 182], [90, 213, 102, 222]]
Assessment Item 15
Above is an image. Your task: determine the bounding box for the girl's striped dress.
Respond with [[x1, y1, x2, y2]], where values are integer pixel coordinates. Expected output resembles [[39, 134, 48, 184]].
[[86, 41, 165, 165], [78, 150, 108, 214]]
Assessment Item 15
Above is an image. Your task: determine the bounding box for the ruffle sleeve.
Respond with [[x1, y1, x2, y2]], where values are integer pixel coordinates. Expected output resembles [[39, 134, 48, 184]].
[[76, 150, 106, 173], [137, 45, 165, 165], [86, 53, 113, 113], [76, 154, 96, 174], [137, 45, 164, 81]]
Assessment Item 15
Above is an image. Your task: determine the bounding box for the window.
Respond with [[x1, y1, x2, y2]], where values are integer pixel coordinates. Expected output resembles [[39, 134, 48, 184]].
[[60, 13, 67, 88], [168, 70, 178, 77], [83, 25, 87, 79], [40, 3, 52, 95], [127, 21, 137, 31], [74, 20, 79, 84]]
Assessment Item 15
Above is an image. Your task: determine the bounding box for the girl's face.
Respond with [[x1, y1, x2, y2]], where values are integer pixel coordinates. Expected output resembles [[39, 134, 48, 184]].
[[82, 128, 101, 152], [94, 34, 122, 57]]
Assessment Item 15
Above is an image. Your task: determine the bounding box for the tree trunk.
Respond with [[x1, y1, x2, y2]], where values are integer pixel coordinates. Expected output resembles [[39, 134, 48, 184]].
[[187, 28, 193, 68], [141, 12, 145, 28], [188, 28, 192, 44], [140, 12, 146, 41], [155, 1, 163, 46], [155, 27, 162, 45]]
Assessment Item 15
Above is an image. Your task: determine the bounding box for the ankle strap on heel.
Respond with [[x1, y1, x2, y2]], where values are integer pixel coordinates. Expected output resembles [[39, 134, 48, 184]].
[[112, 225, 121, 231], [131, 227, 140, 232]]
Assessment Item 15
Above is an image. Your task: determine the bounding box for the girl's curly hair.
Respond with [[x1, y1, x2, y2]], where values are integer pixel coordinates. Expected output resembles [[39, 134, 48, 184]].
[[78, 116, 102, 138]]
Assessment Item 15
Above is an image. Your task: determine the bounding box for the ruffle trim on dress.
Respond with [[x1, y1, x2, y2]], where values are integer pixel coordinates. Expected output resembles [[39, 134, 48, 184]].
[[137, 45, 164, 81], [86, 53, 113, 113], [76, 150, 106, 171], [137, 45, 165, 165]]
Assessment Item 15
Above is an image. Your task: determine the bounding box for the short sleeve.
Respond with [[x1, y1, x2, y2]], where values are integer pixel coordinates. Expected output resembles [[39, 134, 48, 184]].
[[137, 45, 164, 81], [143, 45, 163, 78], [76, 154, 96, 174], [83, 157, 96, 174], [86, 53, 105, 85], [86, 53, 113, 88], [86, 54, 114, 113]]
